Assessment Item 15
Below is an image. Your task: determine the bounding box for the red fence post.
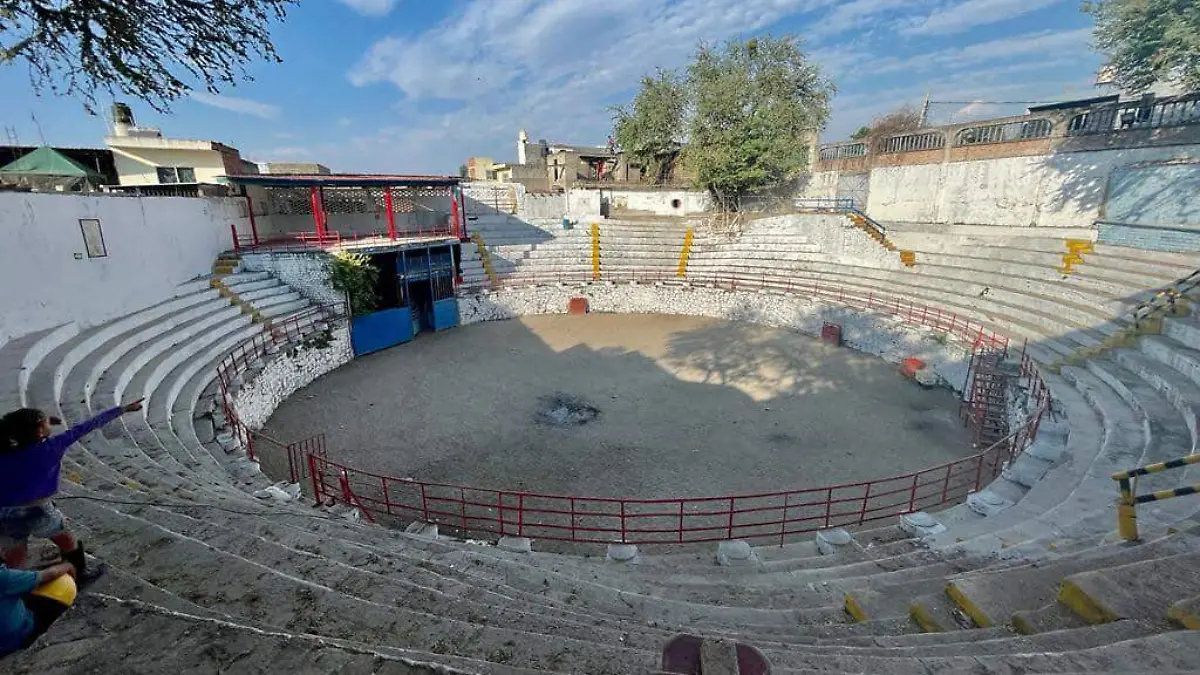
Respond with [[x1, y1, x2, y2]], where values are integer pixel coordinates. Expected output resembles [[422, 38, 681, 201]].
[[307, 453, 320, 502], [620, 501, 627, 543], [779, 493, 789, 546], [517, 493, 525, 538], [859, 483, 872, 525], [727, 497, 736, 539], [907, 473, 920, 512], [230, 224, 240, 253], [678, 501, 685, 544], [420, 483, 429, 522]]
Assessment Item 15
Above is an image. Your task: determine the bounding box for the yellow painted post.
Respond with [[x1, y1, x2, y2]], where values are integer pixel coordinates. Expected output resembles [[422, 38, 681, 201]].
[[470, 233, 497, 287], [1116, 478, 1139, 542], [591, 223, 601, 280], [677, 228, 694, 277]]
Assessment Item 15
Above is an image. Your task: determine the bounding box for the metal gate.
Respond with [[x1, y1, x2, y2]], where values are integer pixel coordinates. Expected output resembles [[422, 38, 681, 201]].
[[836, 173, 870, 211]]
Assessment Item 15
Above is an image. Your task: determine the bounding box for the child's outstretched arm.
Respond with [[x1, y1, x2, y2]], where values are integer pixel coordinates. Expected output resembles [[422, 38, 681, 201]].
[[45, 399, 143, 459]]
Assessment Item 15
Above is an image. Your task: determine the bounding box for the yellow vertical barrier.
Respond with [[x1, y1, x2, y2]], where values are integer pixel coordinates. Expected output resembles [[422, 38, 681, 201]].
[[677, 228, 694, 277], [471, 232, 497, 287], [591, 223, 601, 280]]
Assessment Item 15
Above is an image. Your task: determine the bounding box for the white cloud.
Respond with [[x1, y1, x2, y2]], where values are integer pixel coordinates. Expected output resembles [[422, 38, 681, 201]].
[[902, 0, 1065, 35], [818, 0, 930, 36], [871, 27, 1092, 75], [189, 92, 280, 119], [335, 0, 398, 17]]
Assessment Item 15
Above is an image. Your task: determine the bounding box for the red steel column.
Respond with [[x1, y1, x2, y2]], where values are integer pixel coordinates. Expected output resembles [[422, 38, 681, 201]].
[[384, 187, 397, 240], [450, 189, 461, 238], [310, 186, 327, 242], [245, 194, 260, 245]]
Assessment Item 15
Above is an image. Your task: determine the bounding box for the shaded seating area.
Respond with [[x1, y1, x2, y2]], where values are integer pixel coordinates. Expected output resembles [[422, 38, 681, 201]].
[[226, 173, 467, 251]]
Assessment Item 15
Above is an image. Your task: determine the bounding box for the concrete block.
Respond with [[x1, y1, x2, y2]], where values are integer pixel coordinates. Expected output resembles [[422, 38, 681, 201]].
[[404, 521, 438, 539], [967, 489, 1014, 517], [899, 511, 947, 538], [1025, 435, 1067, 463], [716, 539, 759, 567], [815, 528, 855, 555], [606, 543, 639, 563], [1002, 455, 1051, 488], [497, 536, 533, 553]]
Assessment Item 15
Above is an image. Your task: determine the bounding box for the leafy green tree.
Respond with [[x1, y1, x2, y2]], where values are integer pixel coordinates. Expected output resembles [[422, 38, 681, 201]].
[[1085, 0, 1200, 92], [610, 69, 687, 183], [0, 0, 293, 112], [458, 164, 469, 178], [328, 252, 379, 317], [686, 36, 833, 205], [850, 126, 871, 139]]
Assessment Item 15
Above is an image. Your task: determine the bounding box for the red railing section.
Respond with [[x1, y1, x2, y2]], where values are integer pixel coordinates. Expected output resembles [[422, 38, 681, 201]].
[[307, 402, 1044, 545], [232, 224, 463, 254], [215, 303, 341, 480]]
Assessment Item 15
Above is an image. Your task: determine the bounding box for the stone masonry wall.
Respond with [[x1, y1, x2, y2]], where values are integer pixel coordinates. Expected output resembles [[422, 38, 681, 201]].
[[239, 252, 343, 305], [232, 325, 352, 430], [459, 284, 970, 392]]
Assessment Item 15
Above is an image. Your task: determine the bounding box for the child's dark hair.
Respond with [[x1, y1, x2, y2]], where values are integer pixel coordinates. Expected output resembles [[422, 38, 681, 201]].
[[0, 408, 47, 452]]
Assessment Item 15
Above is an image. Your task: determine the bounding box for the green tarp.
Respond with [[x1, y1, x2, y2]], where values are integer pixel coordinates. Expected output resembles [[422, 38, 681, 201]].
[[0, 146, 101, 180]]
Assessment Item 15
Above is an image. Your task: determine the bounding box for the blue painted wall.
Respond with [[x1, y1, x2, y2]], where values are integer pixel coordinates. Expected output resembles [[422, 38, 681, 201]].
[[351, 307, 414, 356]]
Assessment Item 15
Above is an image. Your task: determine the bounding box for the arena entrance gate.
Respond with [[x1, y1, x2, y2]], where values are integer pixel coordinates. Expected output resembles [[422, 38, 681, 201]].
[[349, 243, 461, 356], [398, 244, 458, 335]]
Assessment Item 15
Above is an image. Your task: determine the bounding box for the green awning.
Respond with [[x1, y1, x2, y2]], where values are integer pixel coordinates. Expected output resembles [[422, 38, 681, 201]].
[[0, 146, 102, 180]]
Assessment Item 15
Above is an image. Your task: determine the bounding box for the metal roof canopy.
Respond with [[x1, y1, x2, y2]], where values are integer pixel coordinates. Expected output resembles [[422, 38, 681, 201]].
[[226, 173, 460, 188]]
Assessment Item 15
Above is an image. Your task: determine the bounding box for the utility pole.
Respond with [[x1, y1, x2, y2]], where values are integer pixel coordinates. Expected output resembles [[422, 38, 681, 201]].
[[918, 91, 931, 128]]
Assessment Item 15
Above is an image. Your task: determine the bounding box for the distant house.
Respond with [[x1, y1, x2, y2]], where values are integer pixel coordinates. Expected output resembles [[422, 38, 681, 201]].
[[103, 103, 256, 196]]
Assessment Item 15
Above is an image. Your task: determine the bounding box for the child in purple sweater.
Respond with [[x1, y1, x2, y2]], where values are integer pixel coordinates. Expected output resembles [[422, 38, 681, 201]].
[[0, 400, 142, 583]]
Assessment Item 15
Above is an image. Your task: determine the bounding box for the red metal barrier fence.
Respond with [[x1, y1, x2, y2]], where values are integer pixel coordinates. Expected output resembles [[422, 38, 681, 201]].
[[216, 304, 340, 481], [218, 272, 1051, 545], [308, 403, 1044, 545]]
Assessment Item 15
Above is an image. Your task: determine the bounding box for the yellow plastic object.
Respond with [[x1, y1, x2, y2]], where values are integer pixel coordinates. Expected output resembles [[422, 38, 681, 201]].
[[30, 574, 77, 607]]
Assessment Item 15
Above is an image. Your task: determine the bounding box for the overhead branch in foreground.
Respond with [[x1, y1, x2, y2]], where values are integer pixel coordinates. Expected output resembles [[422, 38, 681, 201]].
[[0, 0, 294, 113]]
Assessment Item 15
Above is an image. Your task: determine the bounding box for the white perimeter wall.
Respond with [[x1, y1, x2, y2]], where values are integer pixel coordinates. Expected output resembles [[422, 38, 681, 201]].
[[0, 192, 238, 344], [609, 189, 712, 216], [807, 144, 1200, 228]]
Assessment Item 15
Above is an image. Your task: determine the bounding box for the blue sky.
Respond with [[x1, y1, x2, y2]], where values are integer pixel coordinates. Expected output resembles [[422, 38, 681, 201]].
[[0, 0, 1104, 174]]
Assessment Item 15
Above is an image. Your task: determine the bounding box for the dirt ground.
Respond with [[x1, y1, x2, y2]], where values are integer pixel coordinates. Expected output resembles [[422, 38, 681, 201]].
[[263, 314, 973, 500]]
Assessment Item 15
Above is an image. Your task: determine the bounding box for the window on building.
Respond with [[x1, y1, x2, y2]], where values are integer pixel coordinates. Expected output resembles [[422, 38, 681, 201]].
[[156, 166, 197, 184]]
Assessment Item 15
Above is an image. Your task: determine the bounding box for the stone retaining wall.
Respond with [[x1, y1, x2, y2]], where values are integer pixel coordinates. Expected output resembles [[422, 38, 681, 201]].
[[239, 252, 342, 306], [232, 326, 352, 430], [459, 284, 970, 392]]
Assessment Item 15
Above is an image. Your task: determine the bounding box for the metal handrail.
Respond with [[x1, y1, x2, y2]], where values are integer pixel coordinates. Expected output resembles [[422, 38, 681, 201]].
[[1113, 454, 1200, 541]]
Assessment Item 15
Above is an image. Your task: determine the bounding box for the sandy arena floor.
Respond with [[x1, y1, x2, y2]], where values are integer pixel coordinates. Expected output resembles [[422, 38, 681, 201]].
[[263, 314, 973, 499]]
